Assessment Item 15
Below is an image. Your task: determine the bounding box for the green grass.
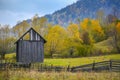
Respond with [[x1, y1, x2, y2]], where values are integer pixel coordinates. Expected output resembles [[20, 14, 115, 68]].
[[5, 53, 16, 59], [5, 53, 120, 66], [44, 54, 120, 66]]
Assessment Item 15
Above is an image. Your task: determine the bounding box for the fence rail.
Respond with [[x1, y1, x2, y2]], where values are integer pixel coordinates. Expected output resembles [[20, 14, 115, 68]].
[[0, 59, 120, 72], [0, 60, 68, 72], [71, 60, 120, 72]]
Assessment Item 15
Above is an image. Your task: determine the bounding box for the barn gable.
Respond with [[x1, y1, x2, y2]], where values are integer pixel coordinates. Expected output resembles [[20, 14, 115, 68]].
[[15, 28, 46, 43], [15, 28, 46, 63]]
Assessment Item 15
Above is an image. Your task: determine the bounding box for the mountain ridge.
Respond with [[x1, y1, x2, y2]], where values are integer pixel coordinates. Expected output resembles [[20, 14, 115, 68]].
[[44, 0, 120, 26], [17, 0, 120, 27]]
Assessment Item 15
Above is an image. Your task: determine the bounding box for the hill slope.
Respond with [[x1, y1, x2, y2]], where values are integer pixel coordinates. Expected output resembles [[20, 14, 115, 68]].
[[94, 37, 114, 53]]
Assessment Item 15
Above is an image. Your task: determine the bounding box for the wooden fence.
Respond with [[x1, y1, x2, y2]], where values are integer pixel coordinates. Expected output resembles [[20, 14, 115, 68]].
[[71, 60, 120, 72], [0, 60, 68, 72], [0, 60, 120, 72]]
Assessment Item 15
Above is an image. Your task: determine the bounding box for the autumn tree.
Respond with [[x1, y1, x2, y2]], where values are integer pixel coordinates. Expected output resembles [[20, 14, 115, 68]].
[[45, 25, 67, 57], [104, 8, 120, 53], [80, 18, 104, 43], [96, 9, 105, 26], [114, 22, 120, 52], [13, 20, 30, 38], [32, 14, 48, 36], [67, 23, 82, 56], [67, 23, 81, 42], [107, 21, 120, 53], [0, 25, 16, 59]]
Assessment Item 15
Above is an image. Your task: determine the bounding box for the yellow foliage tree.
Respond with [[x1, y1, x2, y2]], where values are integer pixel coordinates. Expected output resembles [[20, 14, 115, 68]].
[[32, 16, 47, 36], [116, 22, 120, 32], [80, 18, 104, 43], [115, 22, 120, 52], [67, 23, 82, 42], [45, 25, 67, 57], [66, 23, 82, 56], [13, 20, 30, 38], [80, 18, 103, 34]]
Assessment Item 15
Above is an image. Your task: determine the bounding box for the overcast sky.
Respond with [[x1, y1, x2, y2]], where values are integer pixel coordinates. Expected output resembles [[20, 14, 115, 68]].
[[0, 0, 77, 27]]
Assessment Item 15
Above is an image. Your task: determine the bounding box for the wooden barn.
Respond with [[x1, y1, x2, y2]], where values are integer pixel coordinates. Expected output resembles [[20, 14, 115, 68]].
[[15, 28, 46, 63]]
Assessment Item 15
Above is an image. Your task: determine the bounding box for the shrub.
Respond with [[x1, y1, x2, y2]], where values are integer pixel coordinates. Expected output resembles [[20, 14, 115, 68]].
[[75, 45, 92, 57]]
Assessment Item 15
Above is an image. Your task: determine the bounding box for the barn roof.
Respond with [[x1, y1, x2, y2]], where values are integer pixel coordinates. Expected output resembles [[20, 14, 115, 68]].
[[15, 27, 46, 43]]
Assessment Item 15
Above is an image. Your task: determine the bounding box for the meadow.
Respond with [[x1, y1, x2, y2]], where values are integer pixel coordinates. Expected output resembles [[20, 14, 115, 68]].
[[5, 53, 120, 66], [1, 53, 119, 80], [45, 54, 120, 66]]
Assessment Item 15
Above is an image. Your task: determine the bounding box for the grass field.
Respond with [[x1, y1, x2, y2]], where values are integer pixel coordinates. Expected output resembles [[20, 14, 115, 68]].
[[3, 54, 120, 80], [0, 71, 120, 80], [44, 54, 120, 66], [5, 53, 120, 66]]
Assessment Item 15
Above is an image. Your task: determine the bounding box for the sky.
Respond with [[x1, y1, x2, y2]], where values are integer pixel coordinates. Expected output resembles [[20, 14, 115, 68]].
[[0, 0, 77, 27]]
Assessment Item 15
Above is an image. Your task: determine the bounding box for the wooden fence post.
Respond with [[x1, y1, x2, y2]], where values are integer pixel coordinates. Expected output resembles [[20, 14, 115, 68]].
[[51, 64, 53, 71], [67, 65, 70, 72], [0, 60, 1, 71], [110, 60, 112, 71], [44, 64, 46, 71], [37, 63, 38, 71], [71, 67, 73, 72], [92, 61, 95, 71], [33, 64, 35, 70], [40, 64, 42, 72], [29, 63, 31, 72]]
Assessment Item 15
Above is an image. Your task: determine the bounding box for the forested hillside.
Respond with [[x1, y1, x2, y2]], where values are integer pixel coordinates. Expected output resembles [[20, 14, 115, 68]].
[[19, 0, 120, 27], [45, 0, 120, 26]]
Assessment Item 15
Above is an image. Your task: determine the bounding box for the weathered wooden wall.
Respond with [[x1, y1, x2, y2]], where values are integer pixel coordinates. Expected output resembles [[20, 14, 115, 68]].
[[16, 40, 44, 63]]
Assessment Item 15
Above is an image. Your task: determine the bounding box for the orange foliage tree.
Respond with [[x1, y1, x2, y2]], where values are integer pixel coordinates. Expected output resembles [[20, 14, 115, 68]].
[[80, 18, 104, 44]]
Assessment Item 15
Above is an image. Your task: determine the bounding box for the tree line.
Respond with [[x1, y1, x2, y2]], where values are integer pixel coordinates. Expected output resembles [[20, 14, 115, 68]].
[[0, 10, 120, 59]]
